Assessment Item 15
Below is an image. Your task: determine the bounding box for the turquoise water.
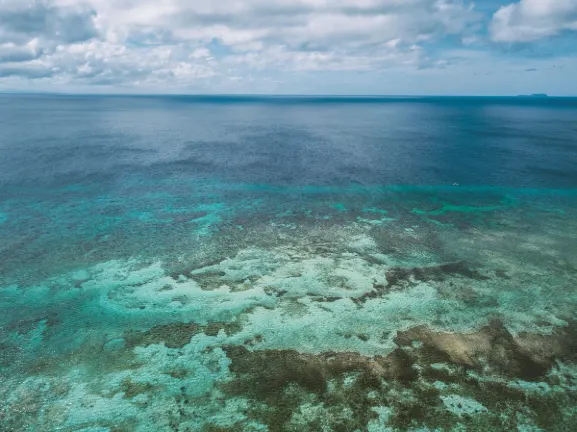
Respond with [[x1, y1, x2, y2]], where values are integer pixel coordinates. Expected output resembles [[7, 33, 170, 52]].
[[1, 95, 577, 431]]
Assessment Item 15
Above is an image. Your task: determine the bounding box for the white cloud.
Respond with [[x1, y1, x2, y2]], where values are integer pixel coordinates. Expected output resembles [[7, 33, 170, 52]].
[[0, 40, 43, 62], [0, 0, 481, 89], [0, 63, 54, 78], [0, 0, 98, 45], [491, 0, 577, 42]]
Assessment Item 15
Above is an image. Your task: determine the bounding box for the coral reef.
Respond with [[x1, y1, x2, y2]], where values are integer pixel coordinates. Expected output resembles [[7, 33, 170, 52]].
[[2, 187, 577, 430]]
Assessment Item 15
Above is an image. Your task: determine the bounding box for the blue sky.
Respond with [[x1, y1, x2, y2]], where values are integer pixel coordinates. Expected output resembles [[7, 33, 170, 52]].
[[0, 0, 576, 95]]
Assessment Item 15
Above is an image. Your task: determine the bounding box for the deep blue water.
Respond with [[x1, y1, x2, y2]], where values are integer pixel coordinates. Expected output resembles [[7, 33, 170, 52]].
[[1, 95, 577, 189], [1, 95, 577, 431]]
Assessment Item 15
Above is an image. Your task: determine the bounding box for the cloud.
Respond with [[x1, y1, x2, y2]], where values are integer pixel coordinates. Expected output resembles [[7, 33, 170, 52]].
[[0, 41, 43, 63], [0, 62, 54, 78], [491, 0, 577, 42], [89, 0, 478, 52], [0, 0, 99, 81], [0, 0, 481, 89], [0, 0, 97, 45]]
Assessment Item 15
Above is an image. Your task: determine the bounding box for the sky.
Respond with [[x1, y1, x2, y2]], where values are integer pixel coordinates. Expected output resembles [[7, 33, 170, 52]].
[[0, 0, 577, 95]]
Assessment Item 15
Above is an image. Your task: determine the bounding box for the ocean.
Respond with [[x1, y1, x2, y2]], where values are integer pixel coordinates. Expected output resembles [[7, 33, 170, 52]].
[[1, 94, 577, 431]]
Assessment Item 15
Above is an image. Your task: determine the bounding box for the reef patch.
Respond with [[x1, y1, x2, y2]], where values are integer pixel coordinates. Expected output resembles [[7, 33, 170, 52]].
[[220, 320, 577, 431]]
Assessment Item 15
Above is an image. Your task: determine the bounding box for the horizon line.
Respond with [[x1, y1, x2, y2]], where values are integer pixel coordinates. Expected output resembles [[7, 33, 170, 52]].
[[1, 91, 576, 98]]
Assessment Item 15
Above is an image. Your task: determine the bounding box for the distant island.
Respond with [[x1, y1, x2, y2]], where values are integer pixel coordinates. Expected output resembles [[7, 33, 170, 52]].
[[517, 93, 549, 98]]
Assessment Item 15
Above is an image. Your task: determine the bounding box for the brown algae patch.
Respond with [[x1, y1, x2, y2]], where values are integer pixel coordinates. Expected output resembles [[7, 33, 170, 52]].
[[395, 320, 577, 380], [219, 321, 577, 431], [119, 378, 155, 399], [350, 260, 491, 305], [385, 261, 490, 289], [124, 320, 242, 349]]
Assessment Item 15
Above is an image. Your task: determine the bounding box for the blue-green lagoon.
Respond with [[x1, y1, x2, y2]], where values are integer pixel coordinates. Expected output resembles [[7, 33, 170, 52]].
[[1, 95, 577, 431]]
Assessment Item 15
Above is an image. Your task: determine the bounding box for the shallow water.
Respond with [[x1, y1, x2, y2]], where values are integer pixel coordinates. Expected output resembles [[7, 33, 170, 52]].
[[1, 95, 577, 431]]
